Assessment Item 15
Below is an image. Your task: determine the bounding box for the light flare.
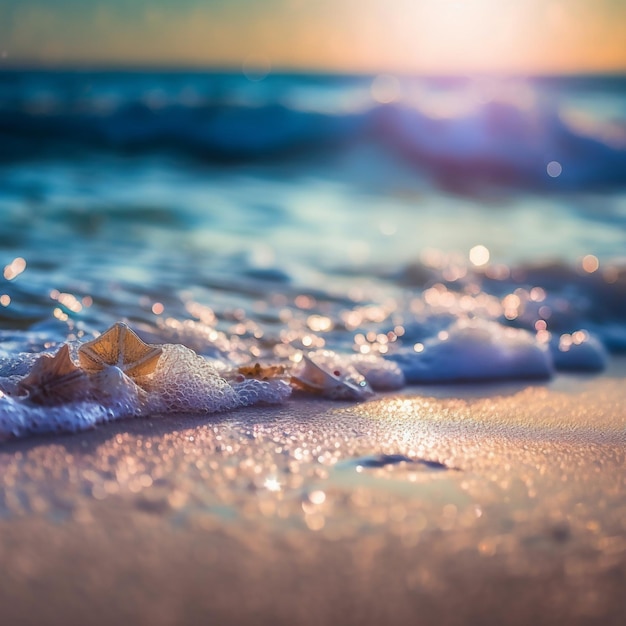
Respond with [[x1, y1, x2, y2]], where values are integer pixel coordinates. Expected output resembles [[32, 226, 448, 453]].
[[581, 255, 599, 273], [263, 476, 281, 492], [3, 257, 26, 281], [469, 245, 490, 267]]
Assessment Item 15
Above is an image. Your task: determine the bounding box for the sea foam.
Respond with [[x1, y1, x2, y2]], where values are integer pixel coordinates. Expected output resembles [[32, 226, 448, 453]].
[[389, 319, 553, 383], [0, 343, 291, 441]]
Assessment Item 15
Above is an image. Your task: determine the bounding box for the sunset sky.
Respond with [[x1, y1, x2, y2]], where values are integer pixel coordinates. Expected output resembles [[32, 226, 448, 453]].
[[1, 0, 625, 74]]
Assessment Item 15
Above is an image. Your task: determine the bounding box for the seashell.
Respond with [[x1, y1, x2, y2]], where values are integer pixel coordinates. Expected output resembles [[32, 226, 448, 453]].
[[17, 344, 90, 405], [290, 350, 374, 401], [88, 364, 146, 405], [78, 322, 162, 382]]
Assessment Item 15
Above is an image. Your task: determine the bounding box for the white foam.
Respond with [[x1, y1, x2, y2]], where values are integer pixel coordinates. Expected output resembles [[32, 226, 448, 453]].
[[350, 354, 405, 390], [143, 344, 290, 414], [1, 343, 293, 441], [230, 377, 292, 407], [389, 319, 553, 383], [142, 344, 239, 413], [0, 367, 142, 440]]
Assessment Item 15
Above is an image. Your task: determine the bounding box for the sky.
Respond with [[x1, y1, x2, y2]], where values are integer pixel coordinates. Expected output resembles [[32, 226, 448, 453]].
[[1, 0, 625, 74]]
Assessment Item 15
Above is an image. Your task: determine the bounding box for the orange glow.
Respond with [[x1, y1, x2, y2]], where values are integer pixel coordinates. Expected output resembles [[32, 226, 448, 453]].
[[2, 1, 625, 74], [582, 255, 599, 273]]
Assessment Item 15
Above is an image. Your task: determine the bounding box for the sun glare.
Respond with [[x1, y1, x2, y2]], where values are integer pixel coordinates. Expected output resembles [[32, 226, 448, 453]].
[[395, 0, 533, 74], [1, 0, 625, 74]]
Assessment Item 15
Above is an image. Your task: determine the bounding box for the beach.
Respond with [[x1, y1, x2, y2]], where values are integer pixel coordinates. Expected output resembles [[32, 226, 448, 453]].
[[1, 69, 625, 625], [1, 6, 626, 626], [2, 359, 625, 625]]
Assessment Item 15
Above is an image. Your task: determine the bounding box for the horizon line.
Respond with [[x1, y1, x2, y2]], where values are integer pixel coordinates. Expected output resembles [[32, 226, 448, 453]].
[[2, 61, 626, 79]]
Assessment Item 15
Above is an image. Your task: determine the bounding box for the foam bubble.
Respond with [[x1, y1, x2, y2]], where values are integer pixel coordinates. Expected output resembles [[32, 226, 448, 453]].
[[143, 344, 291, 414], [142, 344, 240, 413], [231, 378, 292, 407]]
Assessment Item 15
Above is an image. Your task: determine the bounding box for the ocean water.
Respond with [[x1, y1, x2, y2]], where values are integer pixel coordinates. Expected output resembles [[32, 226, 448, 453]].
[[0, 70, 625, 439]]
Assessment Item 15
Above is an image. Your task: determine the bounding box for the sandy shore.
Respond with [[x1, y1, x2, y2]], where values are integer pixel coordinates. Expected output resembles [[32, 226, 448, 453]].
[[1, 360, 625, 625]]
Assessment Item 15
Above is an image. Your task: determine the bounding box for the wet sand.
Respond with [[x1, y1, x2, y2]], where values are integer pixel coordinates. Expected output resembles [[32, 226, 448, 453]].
[[1, 361, 625, 626]]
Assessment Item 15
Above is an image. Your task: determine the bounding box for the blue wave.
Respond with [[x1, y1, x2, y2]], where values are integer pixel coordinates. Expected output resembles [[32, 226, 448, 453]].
[[1, 72, 625, 189]]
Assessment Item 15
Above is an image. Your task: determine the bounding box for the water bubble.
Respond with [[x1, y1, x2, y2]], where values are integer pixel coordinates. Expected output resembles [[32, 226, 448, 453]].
[[546, 161, 562, 178]]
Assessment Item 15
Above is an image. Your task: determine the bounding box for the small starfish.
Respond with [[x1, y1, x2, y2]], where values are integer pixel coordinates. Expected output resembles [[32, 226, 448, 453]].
[[237, 362, 286, 381], [78, 322, 162, 380], [17, 344, 89, 405]]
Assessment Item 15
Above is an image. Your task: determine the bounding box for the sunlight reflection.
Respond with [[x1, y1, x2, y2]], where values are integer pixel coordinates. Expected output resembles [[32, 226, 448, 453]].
[[264, 476, 281, 492], [581, 255, 599, 273], [547, 161, 563, 178], [3, 257, 26, 281], [469, 245, 490, 267]]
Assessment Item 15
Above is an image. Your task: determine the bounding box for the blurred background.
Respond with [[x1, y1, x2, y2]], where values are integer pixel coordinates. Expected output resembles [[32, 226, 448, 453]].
[[0, 0, 625, 355]]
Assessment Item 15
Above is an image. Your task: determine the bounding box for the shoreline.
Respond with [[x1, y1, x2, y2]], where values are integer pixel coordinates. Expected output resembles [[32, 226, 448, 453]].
[[1, 361, 625, 625]]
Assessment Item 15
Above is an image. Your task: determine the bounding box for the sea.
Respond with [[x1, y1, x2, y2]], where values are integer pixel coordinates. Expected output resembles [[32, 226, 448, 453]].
[[0, 69, 625, 438]]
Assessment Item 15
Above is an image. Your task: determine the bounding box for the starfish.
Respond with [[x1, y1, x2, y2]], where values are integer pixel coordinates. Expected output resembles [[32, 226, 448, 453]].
[[237, 362, 286, 381], [17, 344, 89, 405], [78, 322, 163, 380]]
